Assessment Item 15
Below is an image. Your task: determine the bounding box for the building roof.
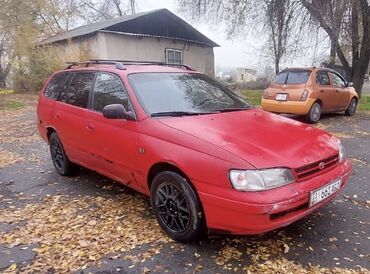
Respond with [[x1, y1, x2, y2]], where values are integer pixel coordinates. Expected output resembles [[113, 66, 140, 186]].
[[40, 9, 219, 47]]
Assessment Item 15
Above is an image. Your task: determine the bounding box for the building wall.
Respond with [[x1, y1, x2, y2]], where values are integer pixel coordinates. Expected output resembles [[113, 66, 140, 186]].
[[99, 32, 215, 76], [235, 68, 257, 83], [50, 32, 215, 77], [51, 35, 102, 61]]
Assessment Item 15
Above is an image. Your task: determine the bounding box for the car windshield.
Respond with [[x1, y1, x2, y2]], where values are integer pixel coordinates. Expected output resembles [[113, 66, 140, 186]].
[[129, 72, 251, 116], [273, 70, 311, 85]]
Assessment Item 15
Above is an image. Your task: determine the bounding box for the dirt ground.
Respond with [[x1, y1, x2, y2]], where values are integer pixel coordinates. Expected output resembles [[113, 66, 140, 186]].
[[0, 94, 369, 273]]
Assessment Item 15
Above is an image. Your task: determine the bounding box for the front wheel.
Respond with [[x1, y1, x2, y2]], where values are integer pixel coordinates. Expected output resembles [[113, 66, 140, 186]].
[[150, 171, 205, 242], [345, 98, 357, 116], [306, 102, 321, 123]]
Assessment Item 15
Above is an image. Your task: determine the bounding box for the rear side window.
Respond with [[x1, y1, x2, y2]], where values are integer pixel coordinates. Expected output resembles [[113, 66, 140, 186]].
[[273, 70, 311, 85], [316, 71, 330, 85], [67, 73, 95, 108], [44, 73, 70, 100], [92, 73, 132, 112]]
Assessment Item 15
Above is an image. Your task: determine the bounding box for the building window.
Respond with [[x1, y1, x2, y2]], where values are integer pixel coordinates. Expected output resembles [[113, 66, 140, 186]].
[[166, 49, 182, 64]]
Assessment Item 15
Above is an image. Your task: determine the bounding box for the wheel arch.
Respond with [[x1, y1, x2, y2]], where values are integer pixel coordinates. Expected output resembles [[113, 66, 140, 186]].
[[147, 162, 193, 190]]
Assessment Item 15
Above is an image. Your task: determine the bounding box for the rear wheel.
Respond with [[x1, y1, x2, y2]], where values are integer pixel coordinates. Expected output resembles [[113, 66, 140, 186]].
[[150, 171, 205, 242], [49, 132, 79, 176], [306, 102, 321, 123], [345, 98, 357, 116]]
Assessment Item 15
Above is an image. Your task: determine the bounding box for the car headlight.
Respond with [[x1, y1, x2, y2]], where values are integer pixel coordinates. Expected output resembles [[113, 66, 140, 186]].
[[339, 143, 346, 162], [229, 168, 295, 191]]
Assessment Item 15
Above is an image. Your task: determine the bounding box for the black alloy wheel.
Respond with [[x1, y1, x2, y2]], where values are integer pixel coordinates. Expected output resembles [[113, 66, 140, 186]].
[[151, 171, 205, 242]]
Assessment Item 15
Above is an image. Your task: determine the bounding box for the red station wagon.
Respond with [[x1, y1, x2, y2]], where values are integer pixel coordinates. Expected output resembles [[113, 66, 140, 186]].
[[37, 60, 352, 241]]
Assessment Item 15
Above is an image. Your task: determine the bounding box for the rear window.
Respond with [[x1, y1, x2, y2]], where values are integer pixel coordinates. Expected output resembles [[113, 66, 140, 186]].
[[273, 70, 311, 85], [44, 73, 70, 100]]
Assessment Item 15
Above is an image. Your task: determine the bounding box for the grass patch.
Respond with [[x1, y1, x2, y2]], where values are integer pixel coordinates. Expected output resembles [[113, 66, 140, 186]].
[[0, 89, 14, 95], [0, 99, 26, 110], [238, 89, 263, 106], [358, 95, 370, 111]]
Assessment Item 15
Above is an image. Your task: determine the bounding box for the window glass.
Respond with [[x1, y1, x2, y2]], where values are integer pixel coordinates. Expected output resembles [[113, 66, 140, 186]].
[[166, 49, 182, 64], [330, 73, 346, 87], [273, 70, 311, 85], [129, 72, 249, 115], [92, 73, 131, 112], [272, 72, 288, 84], [316, 71, 331, 85], [44, 73, 70, 100], [286, 71, 311, 84], [67, 73, 95, 108]]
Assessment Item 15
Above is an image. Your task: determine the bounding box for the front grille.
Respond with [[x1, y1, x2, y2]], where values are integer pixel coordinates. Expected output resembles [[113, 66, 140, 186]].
[[295, 154, 339, 180]]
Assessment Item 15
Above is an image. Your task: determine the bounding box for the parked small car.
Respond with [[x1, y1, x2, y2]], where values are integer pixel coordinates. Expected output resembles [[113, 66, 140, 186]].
[[261, 67, 359, 123], [37, 61, 352, 242]]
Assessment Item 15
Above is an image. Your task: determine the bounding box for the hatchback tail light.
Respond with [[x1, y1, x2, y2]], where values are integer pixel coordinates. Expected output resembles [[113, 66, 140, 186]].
[[263, 89, 269, 98], [300, 89, 309, 101]]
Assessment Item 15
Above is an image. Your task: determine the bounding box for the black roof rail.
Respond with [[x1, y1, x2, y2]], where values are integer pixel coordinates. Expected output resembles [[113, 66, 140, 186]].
[[65, 60, 126, 70], [89, 59, 194, 71]]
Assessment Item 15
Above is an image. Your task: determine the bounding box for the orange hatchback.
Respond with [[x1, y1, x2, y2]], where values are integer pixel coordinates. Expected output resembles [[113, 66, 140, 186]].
[[261, 67, 358, 123]]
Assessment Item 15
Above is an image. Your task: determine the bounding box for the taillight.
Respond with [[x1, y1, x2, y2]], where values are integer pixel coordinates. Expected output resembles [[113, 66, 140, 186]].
[[263, 89, 269, 98], [300, 89, 309, 101]]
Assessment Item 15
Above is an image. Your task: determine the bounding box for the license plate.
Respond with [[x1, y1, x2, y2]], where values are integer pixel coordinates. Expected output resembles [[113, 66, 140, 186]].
[[309, 179, 341, 207], [276, 93, 288, 101]]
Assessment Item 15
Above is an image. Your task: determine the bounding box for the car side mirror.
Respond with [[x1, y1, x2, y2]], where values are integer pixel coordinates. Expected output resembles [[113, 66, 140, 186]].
[[102, 104, 135, 120], [347, 82, 354, 87]]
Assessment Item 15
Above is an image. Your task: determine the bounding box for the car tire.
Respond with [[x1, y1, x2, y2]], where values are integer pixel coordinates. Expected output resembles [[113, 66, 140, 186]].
[[150, 171, 206, 242], [49, 132, 79, 176], [345, 98, 357, 116], [306, 102, 322, 123]]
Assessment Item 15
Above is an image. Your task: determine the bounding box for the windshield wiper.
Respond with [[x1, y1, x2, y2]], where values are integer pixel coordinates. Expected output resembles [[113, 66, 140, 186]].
[[214, 107, 251, 113], [151, 111, 216, 117]]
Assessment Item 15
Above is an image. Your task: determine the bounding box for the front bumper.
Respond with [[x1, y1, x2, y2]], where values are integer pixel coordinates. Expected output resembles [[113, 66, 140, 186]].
[[197, 160, 352, 235], [261, 98, 315, 115]]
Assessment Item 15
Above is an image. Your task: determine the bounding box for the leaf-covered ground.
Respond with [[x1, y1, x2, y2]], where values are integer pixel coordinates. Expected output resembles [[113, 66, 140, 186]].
[[0, 94, 369, 273]]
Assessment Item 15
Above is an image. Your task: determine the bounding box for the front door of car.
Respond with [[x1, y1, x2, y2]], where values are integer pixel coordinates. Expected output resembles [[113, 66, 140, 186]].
[[86, 72, 142, 191], [329, 72, 350, 110], [316, 70, 336, 111], [54, 72, 95, 165]]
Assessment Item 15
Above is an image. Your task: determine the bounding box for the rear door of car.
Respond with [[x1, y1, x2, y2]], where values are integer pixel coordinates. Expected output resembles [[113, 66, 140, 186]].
[[329, 72, 350, 110], [86, 72, 141, 191], [315, 70, 337, 111], [54, 71, 95, 165]]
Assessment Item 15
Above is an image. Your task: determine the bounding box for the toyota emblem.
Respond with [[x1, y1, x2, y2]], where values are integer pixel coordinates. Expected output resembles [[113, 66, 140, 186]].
[[319, 162, 325, 170]]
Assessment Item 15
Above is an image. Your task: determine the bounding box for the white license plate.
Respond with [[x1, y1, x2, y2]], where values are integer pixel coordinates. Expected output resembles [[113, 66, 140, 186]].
[[276, 93, 288, 101], [309, 179, 341, 207]]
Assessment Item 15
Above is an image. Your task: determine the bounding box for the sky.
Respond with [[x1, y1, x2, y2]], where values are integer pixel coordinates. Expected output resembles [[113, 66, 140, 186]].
[[136, 0, 331, 73]]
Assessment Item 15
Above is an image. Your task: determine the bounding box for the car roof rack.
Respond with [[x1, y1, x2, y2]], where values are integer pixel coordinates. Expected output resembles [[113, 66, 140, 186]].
[[65, 60, 126, 70], [90, 59, 194, 71]]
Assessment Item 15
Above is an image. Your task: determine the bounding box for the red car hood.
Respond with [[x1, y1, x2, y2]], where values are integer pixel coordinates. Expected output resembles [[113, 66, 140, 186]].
[[157, 109, 339, 169]]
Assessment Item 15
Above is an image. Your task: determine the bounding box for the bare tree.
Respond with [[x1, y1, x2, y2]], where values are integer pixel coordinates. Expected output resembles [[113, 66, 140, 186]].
[[177, 0, 308, 74], [301, 0, 370, 96]]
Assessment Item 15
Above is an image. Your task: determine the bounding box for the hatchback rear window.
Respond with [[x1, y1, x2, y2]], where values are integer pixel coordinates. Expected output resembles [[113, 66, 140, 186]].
[[273, 70, 311, 85]]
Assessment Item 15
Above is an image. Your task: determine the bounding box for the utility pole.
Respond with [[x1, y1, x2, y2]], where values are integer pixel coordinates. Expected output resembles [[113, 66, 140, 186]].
[[130, 0, 136, 14]]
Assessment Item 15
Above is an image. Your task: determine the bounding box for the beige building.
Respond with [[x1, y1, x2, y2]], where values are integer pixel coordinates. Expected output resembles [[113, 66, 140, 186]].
[[40, 9, 218, 76], [235, 68, 257, 83]]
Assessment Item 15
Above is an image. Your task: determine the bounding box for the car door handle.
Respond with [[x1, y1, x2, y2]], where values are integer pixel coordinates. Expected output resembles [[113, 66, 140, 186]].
[[336, 90, 339, 92], [320, 90, 324, 93], [86, 123, 95, 131], [54, 113, 60, 119]]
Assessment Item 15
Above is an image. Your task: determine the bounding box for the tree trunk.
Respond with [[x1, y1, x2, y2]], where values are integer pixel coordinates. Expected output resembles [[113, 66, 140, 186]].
[[329, 42, 336, 66], [0, 74, 7, 88], [275, 58, 280, 74]]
